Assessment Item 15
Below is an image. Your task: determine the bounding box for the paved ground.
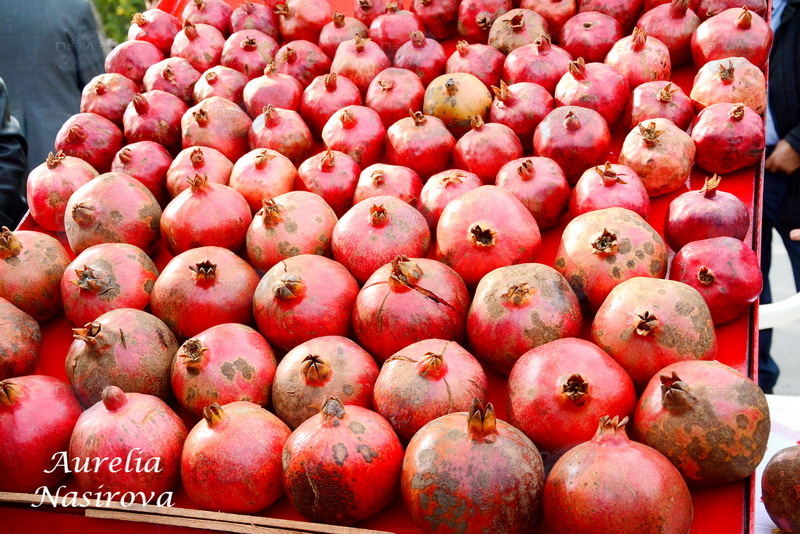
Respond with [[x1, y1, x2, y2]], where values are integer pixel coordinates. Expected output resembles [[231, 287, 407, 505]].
[[767, 230, 800, 396]]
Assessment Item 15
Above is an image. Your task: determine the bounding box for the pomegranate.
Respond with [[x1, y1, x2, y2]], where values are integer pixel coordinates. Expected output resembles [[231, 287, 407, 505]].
[[692, 102, 765, 174], [319, 12, 369, 59], [192, 66, 248, 105], [143, 57, 202, 104], [579, 0, 644, 30], [374, 339, 488, 442], [61, 243, 159, 327], [105, 39, 164, 88], [300, 73, 362, 137], [354, 0, 390, 26], [458, 0, 512, 43], [692, 7, 772, 69], [503, 35, 573, 94], [489, 81, 554, 146], [332, 197, 431, 283], [171, 324, 277, 418], [221, 30, 279, 80], [690, 57, 766, 113], [369, 3, 424, 61], [619, 118, 696, 196], [295, 148, 361, 217], [65, 172, 162, 255], [272, 336, 378, 428], [533, 106, 611, 185], [253, 255, 359, 351], [80, 73, 139, 126], [275, 40, 332, 88], [488, 9, 549, 54], [170, 20, 225, 74], [437, 186, 541, 287], [331, 36, 391, 95], [453, 116, 523, 184], [231, 0, 280, 38], [507, 337, 637, 455], [321, 106, 386, 168], [402, 399, 545, 533], [229, 148, 297, 213], [0, 376, 83, 492], [354, 163, 422, 204], [128, 9, 182, 55], [604, 28, 671, 89], [182, 96, 252, 162], [0, 298, 41, 380], [446, 41, 505, 89], [554, 207, 668, 313], [762, 443, 800, 534], [696, 0, 767, 20], [0, 228, 70, 322], [124, 91, 188, 154], [559, 11, 623, 63], [182, 0, 233, 34], [182, 402, 290, 512], [411, 0, 459, 39], [636, 0, 701, 67], [364, 67, 425, 128], [68, 386, 186, 493], [423, 73, 493, 137], [275, 0, 333, 42], [249, 105, 313, 166], [26, 151, 97, 231], [417, 169, 483, 230], [54, 113, 124, 173], [353, 256, 470, 362], [150, 246, 260, 339], [246, 191, 338, 271], [634, 360, 769, 485], [568, 162, 650, 219], [65, 309, 178, 406], [282, 398, 403, 525], [669, 237, 761, 325], [626, 81, 694, 130], [495, 156, 571, 228], [467, 263, 582, 374], [542, 416, 693, 533], [167, 146, 233, 198], [520, 0, 576, 35], [394, 31, 447, 87], [385, 111, 456, 179], [243, 63, 304, 117], [646, 0, 700, 11], [663, 175, 750, 252], [111, 142, 173, 205], [554, 58, 630, 127]]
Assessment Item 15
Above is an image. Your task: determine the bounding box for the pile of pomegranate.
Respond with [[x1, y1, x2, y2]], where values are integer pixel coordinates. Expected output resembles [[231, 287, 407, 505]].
[[2, 0, 781, 531]]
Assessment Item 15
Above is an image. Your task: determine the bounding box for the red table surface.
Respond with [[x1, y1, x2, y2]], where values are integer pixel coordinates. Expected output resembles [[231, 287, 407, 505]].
[[4, 0, 763, 532]]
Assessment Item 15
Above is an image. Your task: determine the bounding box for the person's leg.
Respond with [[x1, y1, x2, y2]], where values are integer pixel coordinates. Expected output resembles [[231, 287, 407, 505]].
[[759, 170, 783, 393]]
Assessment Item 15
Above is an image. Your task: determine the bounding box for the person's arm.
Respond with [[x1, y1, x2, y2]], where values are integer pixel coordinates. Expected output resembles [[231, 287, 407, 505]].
[[73, 0, 107, 89], [766, 123, 800, 175], [0, 78, 28, 229]]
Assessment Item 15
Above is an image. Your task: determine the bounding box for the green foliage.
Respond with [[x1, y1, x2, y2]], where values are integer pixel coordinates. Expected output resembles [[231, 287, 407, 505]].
[[94, 0, 148, 44]]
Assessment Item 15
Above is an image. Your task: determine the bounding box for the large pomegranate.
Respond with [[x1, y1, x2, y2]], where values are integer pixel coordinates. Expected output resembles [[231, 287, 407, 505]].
[[123, 91, 188, 154], [220, 30, 279, 80], [282, 398, 404, 525], [558, 11, 623, 63], [321, 105, 386, 168], [192, 66, 248, 105], [689, 57, 766, 114], [494, 156, 571, 228], [416, 169, 483, 230], [170, 20, 225, 74], [0, 298, 41, 380], [458, 0, 512, 43], [0, 376, 83, 492], [554, 58, 630, 127], [394, 32, 447, 88], [503, 35, 573, 94], [467, 263, 582, 374], [568, 162, 650, 220], [243, 63, 304, 117], [488, 9, 549, 54], [80, 73, 139, 126], [275, 40, 332, 88], [105, 39, 165, 88], [369, 3, 424, 61], [762, 443, 800, 534], [68, 386, 186, 494], [625, 81, 694, 131], [446, 41, 505, 89], [402, 399, 545, 533], [249, 105, 313, 165], [385, 111, 456, 179], [634, 360, 769, 486], [54, 113, 124, 173], [423, 73, 493, 137], [453, 115, 522, 183], [636, 0, 700, 67], [26, 151, 98, 231], [691, 102, 765, 175], [542, 416, 693, 533], [182, 402, 291, 512], [300, 73, 362, 137], [365, 67, 425, 128], [295, 148, 361, 217], [167, 146, 233, 198], [319, 11, 369, 58], [128, 9, 182, 55], [331, 36, 391, 95], [182, 96, 252, 162], [231, 0, 280, 37], [182, 0, 233, 34], [143, 57, 202, 104], [111, 142, 173, 205], [691, 7, 772, 69], [229, 149, 296, 213], [411, 0, 460, 39], [353, 163, 423, 205], [274, 0, 333, 42], [354, 0, 390, 26], [604, 28, 671, 89], [489, 81, 554, 148]]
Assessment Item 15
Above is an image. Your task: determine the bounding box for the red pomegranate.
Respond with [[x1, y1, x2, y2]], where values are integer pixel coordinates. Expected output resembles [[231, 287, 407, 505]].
[[353, 256, 470, 362], [645, 0, 700, 12], [295, 148, 361, 217], [171, 324, 277, 418], [253, 255, 360, 352], [354, 163, 422, 204], [554, 58, 630, 127], [150, 246, 260, 339], [663, 175, 750, 251], [182, 96, 252, 162], [762, 443, 800, 534], [80, 73, 139, 126], [636, 0, 701, 67], [604, 28, 671, 89], [467, 263, 582, 374], [579, 0, 644, 31], [369, 3, 424, 61], [453, 116, 523, 184], [271, 336, 379, 428], [354, 0, 390, 26], [331, 35, 392, 95], [248, 105, 313, 165], [411, 0, 459, 39], [68, 386, 186, 493], [111, 142, 173, 205], [0, 376, 83, 492], [568, 162, 650, 219], [446, 41, 505, 89], [167, 146, 232, 198], [558, 11, 623, 63], [61, 243, 159, 327], [554, 207, 668, 313], [300, 73, 362, 138], [458, 0, 512, 43], [625, 81, 694, 130], [274, 40, 332, 88], [229, 148, 296, 213], [26, 151, 97, 231], [65, 172, 162, 255], [503, 35, 574, 94], [274, 0, 333, 42], [533, 106, 611, 185], [692, 7, 772, 69], [0, 298, 41, 380], [54, 113, 124, 173], [0, 228, 70, 322], [402, 399, 545, 533], [283, 398, 403, 525], [696, 0, 767, 19], [619, 118, 696, 197], [394, 31, 448, 87], [487, 9, 549, 54], [332, 196, 431, 284], [373, 339, 487, 442], [220, 30, 279, 80], [192, 66, 248, 105], [634, 360, 769, 485], [319, 11, 369, 58], [143, 57, 202, 104], [182, 402, 290, 512], [231, 0, 280, 38], [246, 191, 337, 271], [65, 309, 178, 407], [507, 337, 637, 454], [243, 63, 304, 117], [321, 106, 386, 168], [489, 81, 554, 148], [385, 111, 456, 179], [692, 102, 765, 174], [105, 39, 164, 88], [123, 91, 188, 154], [364, 67, 425, 128], [182, 0, 232, 34], [170, 21, 225, 74], [689, 57, 766, 114], [520, 0, 576, 35], [128, 9, 182, 55], [416, 169, 483, 230], [495, 156, 571, 228], [542, 416, 693, 533]]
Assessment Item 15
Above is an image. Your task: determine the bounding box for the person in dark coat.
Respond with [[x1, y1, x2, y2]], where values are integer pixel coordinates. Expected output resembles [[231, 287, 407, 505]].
[[0, 78, 28, 229], [759, 0, 800, 393]]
